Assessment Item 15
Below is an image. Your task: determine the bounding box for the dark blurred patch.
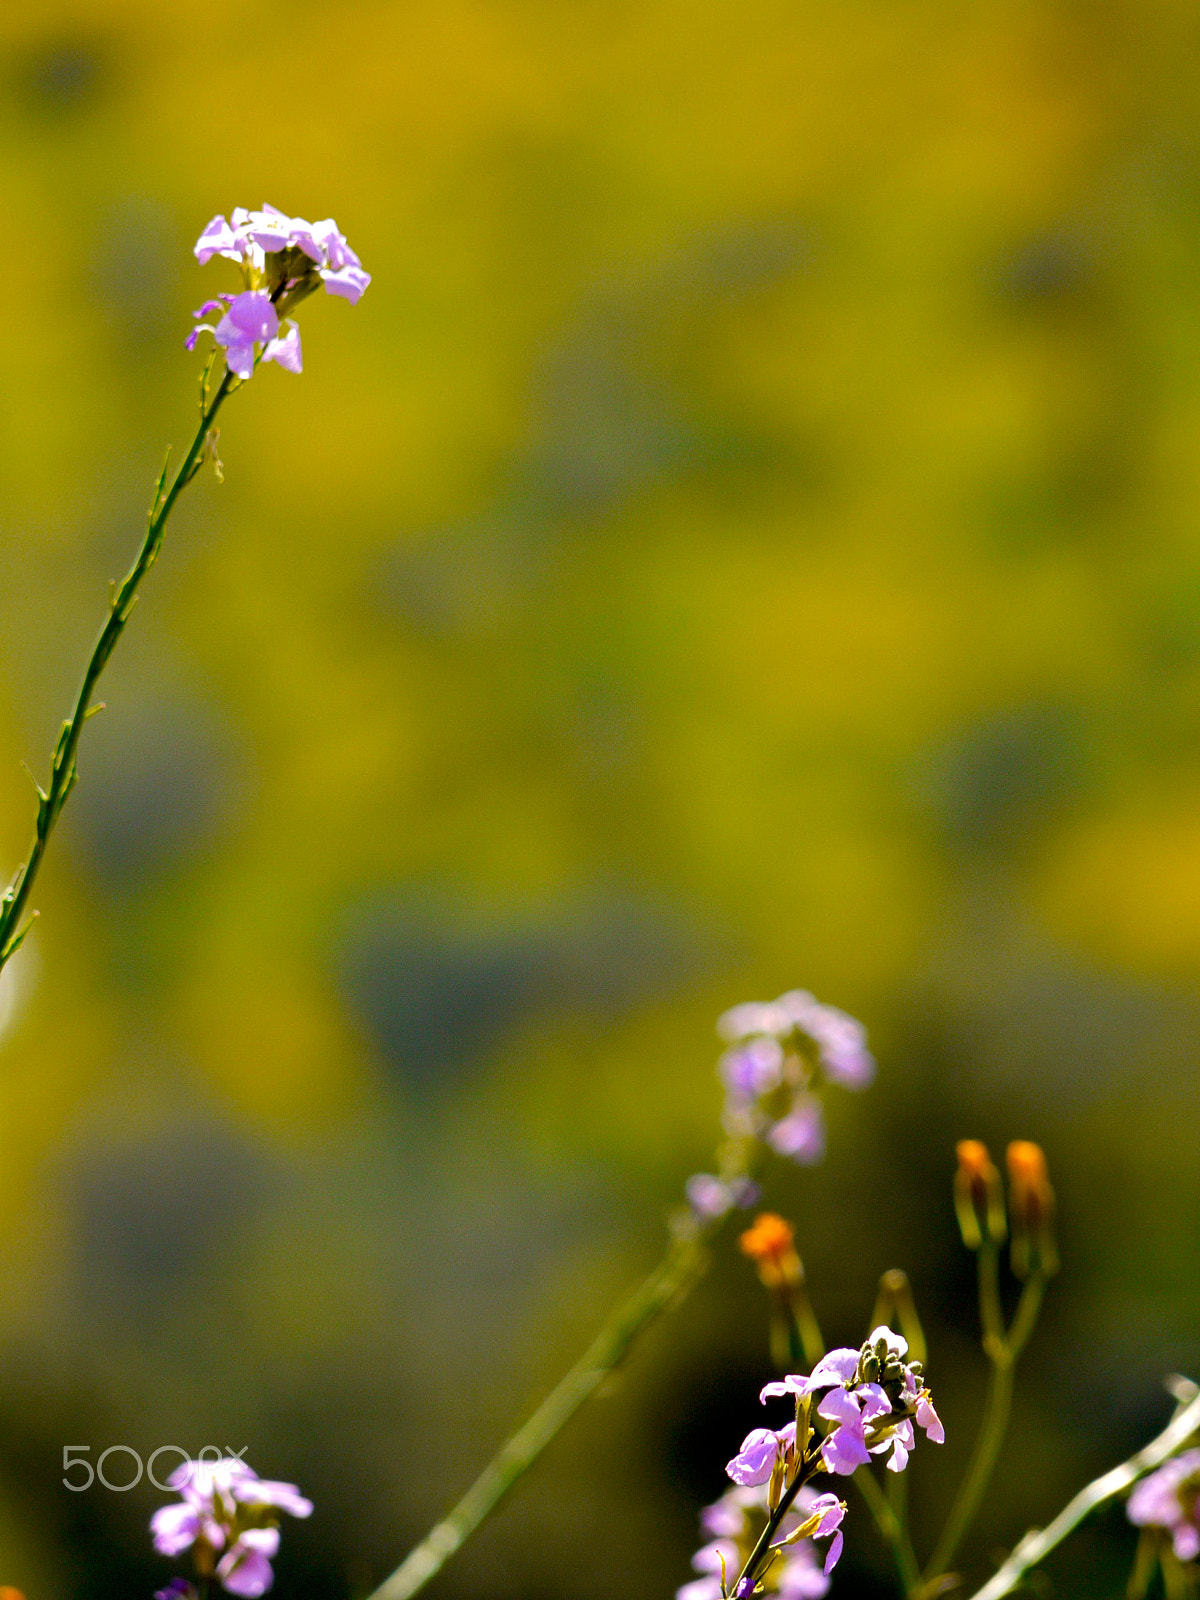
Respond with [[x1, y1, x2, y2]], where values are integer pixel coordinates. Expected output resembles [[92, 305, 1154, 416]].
[[916, 702, 1092, 854], [69, 689, 248, 890], [379, 216, 819, 635], [90, 195, 178, 348], [339, 890, 708, 1091], [65, 1115, 271, 1314], [11, 34, 109, 117], [989, 230, 1093, 305]]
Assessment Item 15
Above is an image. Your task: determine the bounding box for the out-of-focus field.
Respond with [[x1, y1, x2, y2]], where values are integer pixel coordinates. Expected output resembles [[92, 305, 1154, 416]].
[[0, 3, 1196, 1597]]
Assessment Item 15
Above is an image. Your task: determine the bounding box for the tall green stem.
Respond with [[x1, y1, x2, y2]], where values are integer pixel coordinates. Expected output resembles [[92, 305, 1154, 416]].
[[923, 1270, 1044, 1587], [365, 1234, 710, 1600], [0, 367, 235, 967]]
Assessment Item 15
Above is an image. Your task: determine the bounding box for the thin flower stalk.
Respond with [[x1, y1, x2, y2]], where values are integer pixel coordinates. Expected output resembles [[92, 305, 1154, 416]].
[[965, 1380, 1200, 1600], [364, 1232, 710, 1600], [0, 365, 236, 970]]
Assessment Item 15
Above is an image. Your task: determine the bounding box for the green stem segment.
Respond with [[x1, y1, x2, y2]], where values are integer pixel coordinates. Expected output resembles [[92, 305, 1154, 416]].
[[965, 1382, 1200, 1600], [0, 367, 235, 969], [855, 1466, 922, 1598], [922, 1266, 1045, 1587], [364, 1234, 710, 1600]]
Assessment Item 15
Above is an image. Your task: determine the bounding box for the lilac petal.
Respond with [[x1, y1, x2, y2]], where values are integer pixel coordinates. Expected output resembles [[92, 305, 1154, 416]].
[[867, 1326, 908, 1359], [221, 340, 256, 381], [719, 1037, 784, 1096], [319, 264, 371, 303], [676, 1581, 723, 1600], [699, 1499, 746, 1539], [194, 215, 238, 264], [222, 291, 279, 342], [856, 1383, 892, 1421], [192, 299, 226, 319], [312, 218, 362, 270], [263, 323, 303, 375], [216, 1530, 280, 1599], [685, 1174, 731, 1218], [808, 1494, 846, 1535], [760, 1375, 806, 1403], [916, 1397, 944, 1443], [726, 1428, 780, 1487], [822, 1531, 844, 1574], [235, 1477, 312, 1517], [883, 1434, 910, 1473], [150, 1502, 200, 1557], [767, 1100, 826, 1165], [775, 1558, 829, 1598], [804, 1349, 860, 1391], [184, 327, 207, 352], [821, 1424, 871, 1475], [717, 1001, 792, 1042], [817, 1388, 861, 1428], [1175, 1523, 1200, 1562]]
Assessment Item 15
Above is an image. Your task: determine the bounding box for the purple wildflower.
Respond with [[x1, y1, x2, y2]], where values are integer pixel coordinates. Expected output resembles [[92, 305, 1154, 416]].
[[726, 1423, 795, 1487], [714, 989, 874, 1169], [188, 203, 369, 376], [150, 1456, 312, 1597], [1128, 1449, 1200, 1563], [760, 1326, 943, 1478], [679, 1484, 842, 1600], [685, 1173, 761, 1219]]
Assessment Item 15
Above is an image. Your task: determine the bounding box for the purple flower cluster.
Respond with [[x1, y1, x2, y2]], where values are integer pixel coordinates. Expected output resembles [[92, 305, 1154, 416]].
[[678, 1484, 845, 1600], [150, 1457, 312, 1597], [756, 1326, 943, 1477], [188, 204, 370, 379], [1128, 1450, 1200, 1562], [716, 991, 874, 1168]]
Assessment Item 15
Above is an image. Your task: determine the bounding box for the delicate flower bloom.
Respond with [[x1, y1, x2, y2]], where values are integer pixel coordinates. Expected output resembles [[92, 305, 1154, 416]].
[[151, 1458, 311, 1596], [954, 1139, 1007, 1250], [726, 1425, 794, 1487], [685, 1173, 760, 1219], [1128, 1450, 1200, 1562], [680, 1485, 838, 1600], [713, 989, 874, 1170], [189, 203, 369, 377], [760, 1327, 943, 1478], [766, 1099, 825, 1165], [739, 1212, 804, 1291]]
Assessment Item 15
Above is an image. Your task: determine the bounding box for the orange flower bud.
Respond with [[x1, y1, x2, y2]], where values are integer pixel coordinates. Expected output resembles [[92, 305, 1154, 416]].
[[739, 1212, 803, 1289], [1006, 1141, 1058, 1279], [953, 1140, 1006, 1250]]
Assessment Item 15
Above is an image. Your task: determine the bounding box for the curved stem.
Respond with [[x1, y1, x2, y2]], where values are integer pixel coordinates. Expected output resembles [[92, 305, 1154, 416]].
[[966, 1383, 1200, 1600], [0, 367, 235, 967], [365, 1234, 710, 1600]]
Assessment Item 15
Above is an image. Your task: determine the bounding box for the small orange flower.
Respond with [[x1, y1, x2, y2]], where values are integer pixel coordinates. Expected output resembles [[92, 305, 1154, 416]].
[[953, 1140, 1006, 1250], [739, 1212, 802, 1289], [1006, 1141, 1057, 1278]]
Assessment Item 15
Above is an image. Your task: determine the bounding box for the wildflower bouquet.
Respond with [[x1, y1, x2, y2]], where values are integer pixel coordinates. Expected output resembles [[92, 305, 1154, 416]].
[[1, 206, 1196, 1600]]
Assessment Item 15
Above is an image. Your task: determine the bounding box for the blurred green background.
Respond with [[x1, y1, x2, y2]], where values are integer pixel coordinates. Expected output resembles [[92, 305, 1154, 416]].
[[0, 2, 1197, 1596]]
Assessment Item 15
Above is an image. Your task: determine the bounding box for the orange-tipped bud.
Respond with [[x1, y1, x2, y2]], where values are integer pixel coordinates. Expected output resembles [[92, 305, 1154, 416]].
[[1006, 1141, 1058, 1279], [739, 1212, 803, 1290], [1, 1589, 28, 1600], [953, 1140, 1007, 1250]]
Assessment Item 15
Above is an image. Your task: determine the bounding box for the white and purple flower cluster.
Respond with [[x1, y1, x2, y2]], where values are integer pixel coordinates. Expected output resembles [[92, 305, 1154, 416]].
[[151, 1457, 312, 1597], [729, 1326, 943, 1484], [1128, 1449, 1200, 1563], [718, 990, 875, 1168], [187, 204, 370, 379], [678, 1483, 846, 1600]]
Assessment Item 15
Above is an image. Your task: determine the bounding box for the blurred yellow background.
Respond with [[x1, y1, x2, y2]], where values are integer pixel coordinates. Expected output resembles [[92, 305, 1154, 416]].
[[0, 2, 1196, 1597]]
